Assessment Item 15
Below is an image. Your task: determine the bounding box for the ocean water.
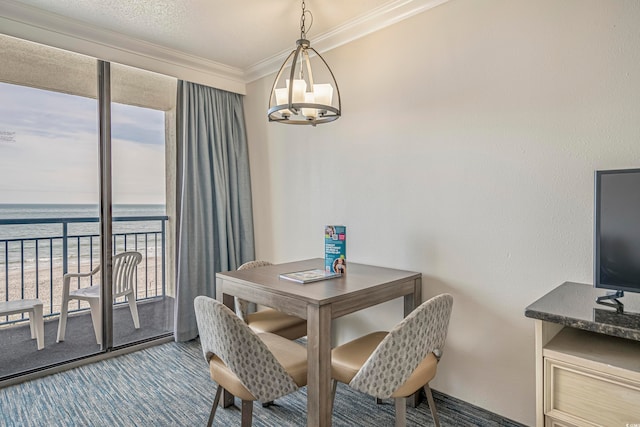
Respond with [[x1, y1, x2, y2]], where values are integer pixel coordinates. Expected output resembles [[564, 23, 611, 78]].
[[0, 204, 167, 270]]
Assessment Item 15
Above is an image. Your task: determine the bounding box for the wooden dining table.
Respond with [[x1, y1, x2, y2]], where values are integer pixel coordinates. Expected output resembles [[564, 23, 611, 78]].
[[216, 258, 422, 427]]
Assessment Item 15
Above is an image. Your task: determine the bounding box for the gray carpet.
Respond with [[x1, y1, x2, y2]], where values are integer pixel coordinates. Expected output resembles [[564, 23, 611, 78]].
[[0, 340, 525, 426]]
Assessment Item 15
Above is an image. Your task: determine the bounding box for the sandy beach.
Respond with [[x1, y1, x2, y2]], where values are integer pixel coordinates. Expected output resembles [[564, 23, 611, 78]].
[[0, 255, 164, 324]]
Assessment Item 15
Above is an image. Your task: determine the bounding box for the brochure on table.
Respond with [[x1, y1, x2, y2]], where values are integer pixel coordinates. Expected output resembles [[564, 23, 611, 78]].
[[279, 269, 342, 284], [325, 225, 346, 274]]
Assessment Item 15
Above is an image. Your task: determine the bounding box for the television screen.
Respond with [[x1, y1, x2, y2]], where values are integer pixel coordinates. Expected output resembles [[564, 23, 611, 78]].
[[595, 168, 640, 293]]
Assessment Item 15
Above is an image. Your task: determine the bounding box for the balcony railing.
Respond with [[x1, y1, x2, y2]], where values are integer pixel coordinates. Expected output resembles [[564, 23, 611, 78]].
[[0, 215, 168, 326]]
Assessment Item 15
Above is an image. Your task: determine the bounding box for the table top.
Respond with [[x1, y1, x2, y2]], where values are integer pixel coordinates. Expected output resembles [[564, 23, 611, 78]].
[[216, 258, 421, 306], [525, 281, 640, 341]]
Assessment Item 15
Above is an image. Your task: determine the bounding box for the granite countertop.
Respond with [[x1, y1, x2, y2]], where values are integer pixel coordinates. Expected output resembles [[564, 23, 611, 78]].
[[525, 282, 640, 341]]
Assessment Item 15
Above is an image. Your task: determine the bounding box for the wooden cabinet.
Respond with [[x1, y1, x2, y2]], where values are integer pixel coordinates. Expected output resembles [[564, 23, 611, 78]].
[[527, 283, 640, 427], [542, 327, 640, 426]]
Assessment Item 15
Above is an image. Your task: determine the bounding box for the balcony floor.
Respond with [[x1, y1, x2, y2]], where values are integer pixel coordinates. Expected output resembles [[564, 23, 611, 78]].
[[0, 297, 174, 379]]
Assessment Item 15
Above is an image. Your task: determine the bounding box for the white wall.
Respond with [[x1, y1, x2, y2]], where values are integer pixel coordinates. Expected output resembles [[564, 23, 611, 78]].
[[243, 0, 640, 424]]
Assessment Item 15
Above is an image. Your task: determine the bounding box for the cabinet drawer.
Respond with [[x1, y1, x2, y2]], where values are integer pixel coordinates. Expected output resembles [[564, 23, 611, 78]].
[[545, 416, 579, 427], [545, 357, 640, 426]]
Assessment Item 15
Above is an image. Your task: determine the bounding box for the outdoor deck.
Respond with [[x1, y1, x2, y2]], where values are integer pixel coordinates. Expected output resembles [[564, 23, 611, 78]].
[[1, 212, 172, 380], [0, 296, 174, 379]]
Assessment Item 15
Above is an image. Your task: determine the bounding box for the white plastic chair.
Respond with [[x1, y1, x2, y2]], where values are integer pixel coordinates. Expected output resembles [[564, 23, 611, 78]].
[[57, 251, 142, 344]]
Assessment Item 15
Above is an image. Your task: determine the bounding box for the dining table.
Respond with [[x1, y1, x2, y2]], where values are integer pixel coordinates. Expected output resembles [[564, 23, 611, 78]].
[[216, 258, 422, 427]]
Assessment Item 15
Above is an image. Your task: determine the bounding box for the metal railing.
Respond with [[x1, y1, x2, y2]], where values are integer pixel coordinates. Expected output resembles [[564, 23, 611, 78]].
[[0, 215, 168, 325]]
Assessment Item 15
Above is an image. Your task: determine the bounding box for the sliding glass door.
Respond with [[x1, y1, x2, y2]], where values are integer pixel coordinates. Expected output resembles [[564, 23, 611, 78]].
[[0, 35, 175, 381]]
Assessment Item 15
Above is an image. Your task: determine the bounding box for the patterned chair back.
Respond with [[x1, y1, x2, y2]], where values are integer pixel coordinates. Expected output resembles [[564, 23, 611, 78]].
[[235, 260, 273, 321], [194, 295, 299, 402], [349, 293, 454, 399]]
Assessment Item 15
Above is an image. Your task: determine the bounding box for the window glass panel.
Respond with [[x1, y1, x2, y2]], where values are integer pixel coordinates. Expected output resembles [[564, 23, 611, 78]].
[[110, 63, 174, 347], [0, 35, 101, 376]]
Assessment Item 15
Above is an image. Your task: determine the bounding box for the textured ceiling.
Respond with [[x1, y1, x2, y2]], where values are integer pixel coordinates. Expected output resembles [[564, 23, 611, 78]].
[[6, 0, 396, 70]]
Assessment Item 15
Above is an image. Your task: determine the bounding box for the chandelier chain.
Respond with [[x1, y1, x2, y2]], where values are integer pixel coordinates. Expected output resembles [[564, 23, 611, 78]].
[[299, 1, 313, 40], [300, 0, 307, 39]]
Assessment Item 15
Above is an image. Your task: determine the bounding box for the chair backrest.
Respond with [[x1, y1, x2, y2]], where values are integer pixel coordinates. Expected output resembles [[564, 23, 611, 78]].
[[112, 251, 142, 298], [194, 295, 299, 402], [349, 293, 454, 398], [235, 260, 272, 321]]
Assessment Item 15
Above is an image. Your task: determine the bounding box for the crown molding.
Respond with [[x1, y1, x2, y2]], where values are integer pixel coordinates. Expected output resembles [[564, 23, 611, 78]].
[[0, 0, 247, 94], [244, 0, 449, 83], [0, 0, 449, 92]]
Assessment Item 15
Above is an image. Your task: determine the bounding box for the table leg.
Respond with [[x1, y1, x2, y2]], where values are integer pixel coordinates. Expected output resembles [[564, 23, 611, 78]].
[[307, 304, 332, 427], [33, 303, 44, 350], [404, 277, 421, 317]]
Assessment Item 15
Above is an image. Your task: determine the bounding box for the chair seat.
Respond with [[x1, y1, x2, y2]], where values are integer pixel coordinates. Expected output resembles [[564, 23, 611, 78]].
[[259, 332, 308, 387], [69, 284, 100, 299], [332, 331, 387, 384], [209, 332, 308, 402], [331, 331, 438, 398], [69, 284, 133, 300], [246, 308, 307, 340], [391, 353, 437, 398]]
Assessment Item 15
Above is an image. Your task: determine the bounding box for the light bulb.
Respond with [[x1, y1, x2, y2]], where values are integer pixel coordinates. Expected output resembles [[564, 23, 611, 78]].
[[302, 92, 317, 119], [286, 79, 307, 103], [313, 84, 333, 106]]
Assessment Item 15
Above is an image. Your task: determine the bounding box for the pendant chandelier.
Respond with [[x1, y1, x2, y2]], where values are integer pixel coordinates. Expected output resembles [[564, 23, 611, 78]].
[[268, 0, 341, 126]]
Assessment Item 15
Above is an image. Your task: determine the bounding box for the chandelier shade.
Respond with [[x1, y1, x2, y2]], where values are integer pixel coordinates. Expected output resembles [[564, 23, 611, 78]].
[[268, 2, 341, 126]]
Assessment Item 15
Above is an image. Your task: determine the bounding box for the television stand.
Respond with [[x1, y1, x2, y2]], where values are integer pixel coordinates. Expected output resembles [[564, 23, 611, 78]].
[[525, 283, 640, 427], [596, 289, 625, 314]]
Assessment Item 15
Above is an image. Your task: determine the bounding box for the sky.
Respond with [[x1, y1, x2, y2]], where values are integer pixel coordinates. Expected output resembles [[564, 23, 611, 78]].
[[0, 82, 166, 205]]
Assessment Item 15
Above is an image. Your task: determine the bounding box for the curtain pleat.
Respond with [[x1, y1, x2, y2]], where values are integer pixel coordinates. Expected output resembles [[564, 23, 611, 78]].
[[174, 81, 255, 341]]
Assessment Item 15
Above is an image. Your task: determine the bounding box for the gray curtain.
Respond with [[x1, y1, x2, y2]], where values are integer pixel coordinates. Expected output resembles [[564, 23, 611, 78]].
[[174, 80, 255, 341]]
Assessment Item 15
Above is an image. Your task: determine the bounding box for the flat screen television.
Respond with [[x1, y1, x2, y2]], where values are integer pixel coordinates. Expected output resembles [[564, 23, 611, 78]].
[[594, 168, 640, 311]]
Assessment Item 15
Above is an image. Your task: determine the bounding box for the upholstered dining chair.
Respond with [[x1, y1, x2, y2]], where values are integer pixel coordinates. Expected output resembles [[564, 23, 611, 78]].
[[235, 260, 307, 340], [57, 251, 142, 344], [194, 296, 308, 427], [330, 293, 453, 427]]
